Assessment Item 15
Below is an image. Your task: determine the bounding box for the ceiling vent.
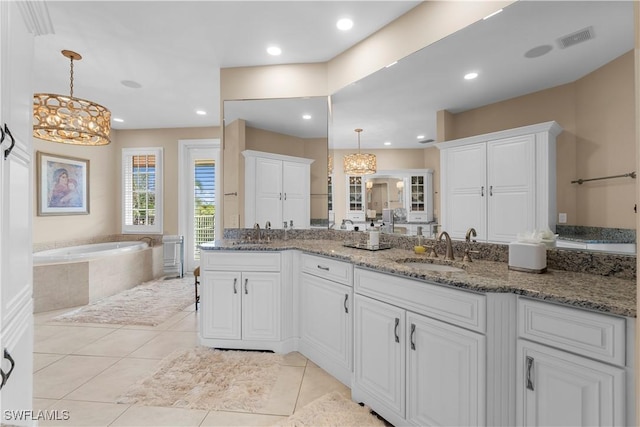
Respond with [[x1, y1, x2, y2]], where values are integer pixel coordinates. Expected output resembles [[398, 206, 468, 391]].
[[557, 26, 595, 49]]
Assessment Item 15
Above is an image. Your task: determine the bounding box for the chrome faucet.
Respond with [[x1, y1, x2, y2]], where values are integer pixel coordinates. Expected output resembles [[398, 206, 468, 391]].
[[437, 231, 455, 260], [253, 223, 261, 241], [465, 227, 477, 243], [265, 221, 271, 229]]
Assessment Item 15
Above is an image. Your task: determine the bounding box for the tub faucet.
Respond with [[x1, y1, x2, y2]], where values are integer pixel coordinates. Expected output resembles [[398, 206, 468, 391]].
[[437, 231, 455, 260], [138, 236, 153, 246]]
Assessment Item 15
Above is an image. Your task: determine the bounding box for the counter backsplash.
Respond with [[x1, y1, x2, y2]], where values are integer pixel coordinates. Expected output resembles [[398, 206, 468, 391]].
[[223, 228, 636, 280]]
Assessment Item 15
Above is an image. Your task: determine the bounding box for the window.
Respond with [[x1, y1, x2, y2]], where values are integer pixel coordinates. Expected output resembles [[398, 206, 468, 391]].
[[193, 159, 216, 260], [122, 147, 163, 234]]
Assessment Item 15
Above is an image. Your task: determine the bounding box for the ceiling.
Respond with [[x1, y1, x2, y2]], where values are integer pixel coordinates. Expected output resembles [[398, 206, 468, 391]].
[[32, 0, 420, 131]]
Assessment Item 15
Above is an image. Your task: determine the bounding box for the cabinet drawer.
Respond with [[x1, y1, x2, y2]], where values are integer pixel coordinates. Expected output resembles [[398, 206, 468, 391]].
[[301, 253, 353, 286], [202, 251, 281, 272], [355, 267, 486, 333], [518, 298, 626, 366]]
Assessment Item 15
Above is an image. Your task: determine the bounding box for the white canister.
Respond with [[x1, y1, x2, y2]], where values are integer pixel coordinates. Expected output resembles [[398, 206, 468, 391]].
[[368, 230, 380, 247]]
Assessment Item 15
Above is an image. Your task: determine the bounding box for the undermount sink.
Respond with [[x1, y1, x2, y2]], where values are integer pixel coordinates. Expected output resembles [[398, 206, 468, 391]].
[[230, 240, 271, 246], [399, 261, 466, 273]]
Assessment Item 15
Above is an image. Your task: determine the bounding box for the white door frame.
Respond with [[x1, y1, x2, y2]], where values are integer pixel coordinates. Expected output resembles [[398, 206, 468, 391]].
[[178, 138, 220, 272]]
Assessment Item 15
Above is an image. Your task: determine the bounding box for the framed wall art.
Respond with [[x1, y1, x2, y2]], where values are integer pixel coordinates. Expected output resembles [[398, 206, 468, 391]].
[[37, 151, 90, 215]]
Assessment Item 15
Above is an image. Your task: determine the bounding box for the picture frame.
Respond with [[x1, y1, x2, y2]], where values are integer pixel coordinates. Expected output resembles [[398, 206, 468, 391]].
[[37, 151, 90, 216]]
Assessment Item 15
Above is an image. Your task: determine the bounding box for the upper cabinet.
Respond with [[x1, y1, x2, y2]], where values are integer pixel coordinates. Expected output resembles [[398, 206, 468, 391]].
[[243, 150, 314, 229], [439, 122, 562, 243]]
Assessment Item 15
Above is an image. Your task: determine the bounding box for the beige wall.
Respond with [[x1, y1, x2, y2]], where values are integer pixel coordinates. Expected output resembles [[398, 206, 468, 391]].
[[33, 126, 219, 245], [448, 51, 635, 229]]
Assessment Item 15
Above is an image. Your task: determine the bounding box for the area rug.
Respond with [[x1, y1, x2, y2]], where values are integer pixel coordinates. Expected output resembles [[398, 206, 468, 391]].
[[53, 276, 194, 326], [273, 391, 387, 426], [118, 348, 282, 412]]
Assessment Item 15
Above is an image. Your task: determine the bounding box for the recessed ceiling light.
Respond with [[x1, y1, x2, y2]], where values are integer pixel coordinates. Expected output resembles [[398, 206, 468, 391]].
[[302, 114, 312, 120], [267, 46, 282, 56], [121, 80, 142, 89], [336, 18, 353, 31], [196, 110, 207, 116], [525, 45, 553, 59], [417, 135, 425, 139], [113, 118, 124, 123], [384, 141, 392, 146], [464, 72, 478, 80], [483, 9, 503, 20]]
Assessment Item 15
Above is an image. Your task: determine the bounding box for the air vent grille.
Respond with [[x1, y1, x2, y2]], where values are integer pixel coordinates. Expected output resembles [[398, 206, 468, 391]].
[[557, 26, 594, 49]]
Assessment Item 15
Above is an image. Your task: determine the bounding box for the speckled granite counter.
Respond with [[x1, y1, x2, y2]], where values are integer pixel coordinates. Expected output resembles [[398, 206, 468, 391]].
[[201, 239, 636, 318]]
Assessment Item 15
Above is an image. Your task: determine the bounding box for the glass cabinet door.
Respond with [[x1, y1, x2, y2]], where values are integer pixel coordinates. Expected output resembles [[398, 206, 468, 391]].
[[349, 176, 363, 211], [410, 175, 425, 212]]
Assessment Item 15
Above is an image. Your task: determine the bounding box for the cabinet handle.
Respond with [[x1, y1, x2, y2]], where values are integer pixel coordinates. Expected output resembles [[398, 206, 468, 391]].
[[344, 294, 349, 313], [481, 186, 484, 197], [244, 278, 248, 294], [489, 185, 493, 196], [279, 192, 282, 200], [3, 124, 15, 160], [284, 193, 287, 200], [1, 349, 15, 389], [233, 278, 237, 294], [526, 356, 534, 391], [394, 318, 400, 343], [317, 265, 330, 271], [0, 125, 5, 147], [410, 323, 416, 350]]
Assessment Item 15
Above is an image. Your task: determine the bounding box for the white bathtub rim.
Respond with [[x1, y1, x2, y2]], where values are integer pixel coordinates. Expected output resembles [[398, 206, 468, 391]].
[[33, 241, 149, 265]]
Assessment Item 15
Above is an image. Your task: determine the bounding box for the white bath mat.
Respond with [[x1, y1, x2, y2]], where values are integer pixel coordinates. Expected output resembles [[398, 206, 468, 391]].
[[118, 348, 282, 412], [52, 276, 194, 326]]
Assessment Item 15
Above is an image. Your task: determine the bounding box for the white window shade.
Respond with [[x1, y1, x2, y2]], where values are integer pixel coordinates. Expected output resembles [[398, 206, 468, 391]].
[[122, 147, 163, 234]]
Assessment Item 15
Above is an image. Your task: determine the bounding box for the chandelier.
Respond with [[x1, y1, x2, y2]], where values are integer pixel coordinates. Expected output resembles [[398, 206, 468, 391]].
[[33, 50, 111, 146], [343, 128, 376, 175]]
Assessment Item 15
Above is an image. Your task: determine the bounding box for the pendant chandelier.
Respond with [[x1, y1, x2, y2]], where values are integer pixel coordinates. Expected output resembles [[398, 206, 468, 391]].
[[343, 128, 376, 175], [33, 50, 111, 146]]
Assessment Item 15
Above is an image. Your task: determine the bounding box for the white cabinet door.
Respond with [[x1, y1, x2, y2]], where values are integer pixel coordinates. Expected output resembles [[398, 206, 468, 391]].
[[241, 272, 280, 341], [200, 271, 241, 340], [300, 273, 352, 372], [486, 135, 535, 243], [442, 143, 487, 240], [517, 340, 625, 427], [353, 295, 405, 420], [406, 312, 486, 427], [254, 157, 284, 228], [282, 160, 309, 228]]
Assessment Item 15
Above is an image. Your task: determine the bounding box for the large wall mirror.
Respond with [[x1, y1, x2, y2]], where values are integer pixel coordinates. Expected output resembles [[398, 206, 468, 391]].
[[223, 97, 329, 229], [329, 1, 635, 253]]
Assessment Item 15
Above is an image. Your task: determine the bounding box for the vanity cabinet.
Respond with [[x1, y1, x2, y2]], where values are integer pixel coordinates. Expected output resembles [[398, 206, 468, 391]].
[[199, 251, 282, 351], [243, 150, 314, 229], [299, 254, 353, 386], [353, 267, 486, 427], [516, 298, 629, 426], [439, 122, 562, 243]]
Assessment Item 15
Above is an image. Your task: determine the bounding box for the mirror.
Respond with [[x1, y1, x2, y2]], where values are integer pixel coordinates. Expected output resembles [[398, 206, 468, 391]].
[[224, 97, 329, 228], [329, 1, 635, 253]]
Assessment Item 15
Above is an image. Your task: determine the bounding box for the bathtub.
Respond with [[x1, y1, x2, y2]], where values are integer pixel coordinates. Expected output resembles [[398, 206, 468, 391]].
[[33, 241, 162, 313]]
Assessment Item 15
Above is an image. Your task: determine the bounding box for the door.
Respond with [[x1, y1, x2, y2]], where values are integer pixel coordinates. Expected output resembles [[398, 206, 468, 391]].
[[254, 157, 284, 228], [406, 312, 485, 427], [200, 271, 241, 339], [517, 340, 625, 427], [300, 273, 352, 369], [241, 272, 280, 341], [487, 135, 535, 243], [178, 139, 220, 273], [282, 160, 309, 228], [353, 295, 405, 419], [442, 143, 487, 240]]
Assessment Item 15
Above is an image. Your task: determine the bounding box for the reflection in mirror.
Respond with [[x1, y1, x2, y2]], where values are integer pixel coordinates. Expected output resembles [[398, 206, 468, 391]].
[[329, 1, 635, 253], [223, 97, 329, 229]]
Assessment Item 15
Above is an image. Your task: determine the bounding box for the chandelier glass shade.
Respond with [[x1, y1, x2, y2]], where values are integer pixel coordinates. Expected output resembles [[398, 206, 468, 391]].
[[33, 50, 111, 146], [343, 128, 376, 175]]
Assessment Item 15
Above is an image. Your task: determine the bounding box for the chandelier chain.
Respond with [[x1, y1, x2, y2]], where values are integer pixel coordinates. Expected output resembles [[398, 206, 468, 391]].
[[69, 57, 74, 99]]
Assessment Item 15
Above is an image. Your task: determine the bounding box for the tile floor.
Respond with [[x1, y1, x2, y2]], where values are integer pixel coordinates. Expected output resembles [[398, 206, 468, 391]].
[[33, 301, 351, 426]]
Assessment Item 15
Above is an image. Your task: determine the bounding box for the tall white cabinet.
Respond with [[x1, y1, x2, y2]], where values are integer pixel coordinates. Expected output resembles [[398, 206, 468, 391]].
[[243, 150, 314, 229], [439, 122, 562, 243], [0, 2, 35, 423]]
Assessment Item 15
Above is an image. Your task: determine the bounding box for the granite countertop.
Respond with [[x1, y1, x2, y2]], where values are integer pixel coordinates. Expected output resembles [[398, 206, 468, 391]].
[[200, 239, 636, 318]]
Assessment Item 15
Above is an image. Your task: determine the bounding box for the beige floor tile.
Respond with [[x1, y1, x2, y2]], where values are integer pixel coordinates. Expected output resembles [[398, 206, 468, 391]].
[[34, 355, 121, 400], [281, 351, 307, 367], [38, 400, 129, 427], [110, 405, 207, 426], [119, 310, 192, 331], [34, 353, 65, 372], [33, 398, 58, 411], [258, 366, 305, 416], [294, 366, 351, 411], [166, 311, 199, 332], [34, 307, 83, 324], [127, 331, 198, 359], [201, 410, 286, 426], [65, 358, 160, 403], [35, 326, 119, 355], [73, 329, 160, 357]]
